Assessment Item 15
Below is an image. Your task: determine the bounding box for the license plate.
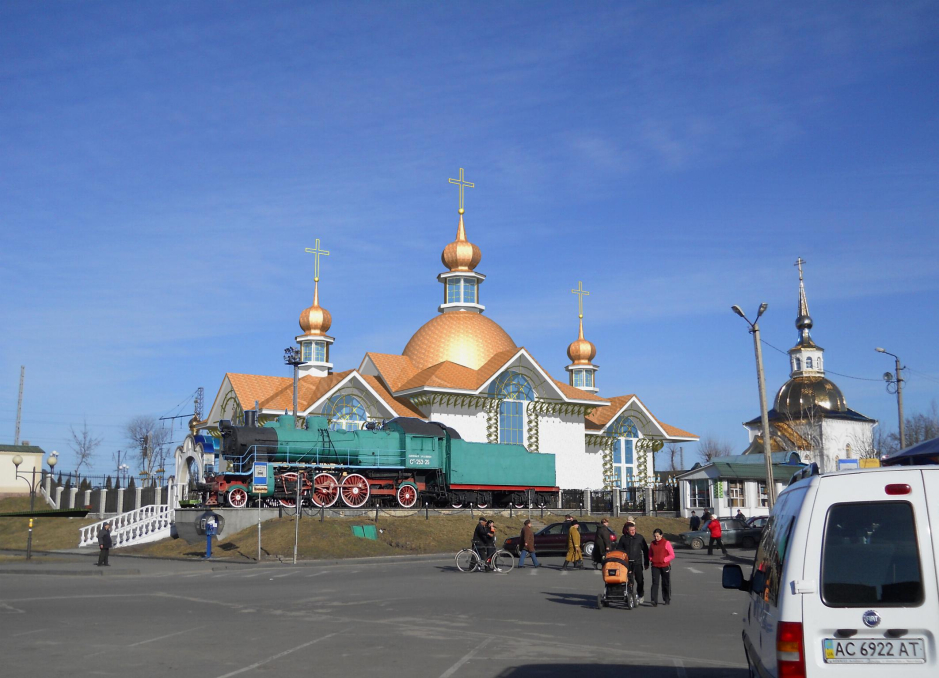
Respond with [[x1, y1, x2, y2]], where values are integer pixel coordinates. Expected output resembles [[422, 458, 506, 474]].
[[823, 638, 926, 664]]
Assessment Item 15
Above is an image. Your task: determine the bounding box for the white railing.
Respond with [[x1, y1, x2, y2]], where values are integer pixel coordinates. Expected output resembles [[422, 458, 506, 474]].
[[79, 504, 174, 549]]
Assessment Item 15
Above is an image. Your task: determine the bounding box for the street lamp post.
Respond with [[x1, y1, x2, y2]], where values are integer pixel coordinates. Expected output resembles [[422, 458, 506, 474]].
[[875, 348, 906, 451], [284, 347, 304, 429], [11, 451, 58, 560], [732, 303, 776, 509]]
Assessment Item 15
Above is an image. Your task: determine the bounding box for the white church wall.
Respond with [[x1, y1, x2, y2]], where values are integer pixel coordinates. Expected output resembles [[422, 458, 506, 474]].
[[422, 403, 489, 443], [540, 411, 600, 489], [820, 418, 875, 473]]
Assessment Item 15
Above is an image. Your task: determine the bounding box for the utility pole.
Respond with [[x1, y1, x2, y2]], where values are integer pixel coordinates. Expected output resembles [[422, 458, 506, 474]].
[[876, 348, 906, 450], [733, 303, 776, 509], [284, 347, 304, 428], [14, 366, 24, 446]]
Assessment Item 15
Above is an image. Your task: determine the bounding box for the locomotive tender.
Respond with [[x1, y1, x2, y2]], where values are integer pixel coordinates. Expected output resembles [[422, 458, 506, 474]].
[[199, 414, 558, 509]]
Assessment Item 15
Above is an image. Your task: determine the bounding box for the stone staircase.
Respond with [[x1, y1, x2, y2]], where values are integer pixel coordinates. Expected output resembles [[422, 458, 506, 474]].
[[79, 504, 174, 549]]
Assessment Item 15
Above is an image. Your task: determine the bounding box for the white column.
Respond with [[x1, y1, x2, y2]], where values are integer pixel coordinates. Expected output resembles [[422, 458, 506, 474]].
[[116, 488, 124, 514], [98, 489, 106, 516], [84, 489, 92, 508], [54, 486, 63, 509], [68, 487, 78, 510]]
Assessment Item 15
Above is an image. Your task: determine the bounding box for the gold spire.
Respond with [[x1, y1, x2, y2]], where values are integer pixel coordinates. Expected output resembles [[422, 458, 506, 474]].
[[567, 281, 596, 364], [796, 257, 810, 319], [442, 169, 481, 271], [299, 240, 332, 336]]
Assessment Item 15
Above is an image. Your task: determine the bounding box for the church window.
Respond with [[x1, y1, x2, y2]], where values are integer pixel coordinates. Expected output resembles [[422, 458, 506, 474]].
[[613, 467, 622, 487], [806, 357, 813, 369], [610, 415, 638, 438], [447, 278, 461, 303], [623, 438, 634, 465], [613, 438, 622, 464], [572, 370, 584, 388], [817, 356, 822, 370], [463, 278, 477, 303], [584, 371, 594, 388], [446, 277, 478, 304], [313, 341, 327, 362], [795, 357, 802, 371], [301, 341, 312, 362], [324, 394, 367, 431], [489, 371, 534, 445]]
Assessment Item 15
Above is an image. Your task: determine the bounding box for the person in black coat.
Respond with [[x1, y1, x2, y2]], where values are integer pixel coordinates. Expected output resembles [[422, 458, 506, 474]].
[[592, 518, 615, 568], [618, 520, 650, 603], [97, 522, 112, 566], [472, 517, 488, 561], [689, 511, 701, 531]]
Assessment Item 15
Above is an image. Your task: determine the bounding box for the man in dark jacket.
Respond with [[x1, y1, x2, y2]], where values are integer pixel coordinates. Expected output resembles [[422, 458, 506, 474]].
[[689, 511, 701, 531], [519, 519, 540, 568], [617, 520, 650, 603], [472, 516, 488, 562], [593, 518, 615, 568], [97, 522, 112, 566]]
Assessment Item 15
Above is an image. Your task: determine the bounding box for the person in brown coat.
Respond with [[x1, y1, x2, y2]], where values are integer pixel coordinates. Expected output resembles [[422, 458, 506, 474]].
[[518, 519, 540, 568], [562, 519, 583, 569]]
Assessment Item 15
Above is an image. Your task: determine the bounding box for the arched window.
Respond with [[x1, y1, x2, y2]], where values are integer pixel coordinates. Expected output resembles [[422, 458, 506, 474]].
[[817, 356, 822, 370], [610, 415, 638, 438], [795, 357, 802, 371], [806, 356, 813, 369], [489, 371, 534, 445], [324, 394, 367, 431]]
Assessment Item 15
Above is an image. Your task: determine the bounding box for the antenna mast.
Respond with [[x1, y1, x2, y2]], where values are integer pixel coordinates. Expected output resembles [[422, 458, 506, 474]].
[[14, 366, 24, 446]]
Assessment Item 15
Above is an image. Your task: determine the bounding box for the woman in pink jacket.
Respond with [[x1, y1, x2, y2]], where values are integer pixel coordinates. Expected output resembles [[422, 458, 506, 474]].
[[648, 528, 675, 606]]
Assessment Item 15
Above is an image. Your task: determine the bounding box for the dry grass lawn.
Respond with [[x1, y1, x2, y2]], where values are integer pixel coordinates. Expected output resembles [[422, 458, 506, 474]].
[[1, 495, 690, 562]]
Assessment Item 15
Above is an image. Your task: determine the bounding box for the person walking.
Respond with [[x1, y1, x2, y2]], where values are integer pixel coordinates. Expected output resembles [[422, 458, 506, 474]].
[[648, 528, 675, 606], [562, 519, 582, 569], [707, 515, 728, 556], [689, 511, 701, 531], [617, 519, 649, 603], [518, 519, 540, 568], [97, 522, 112, 566], [592, 517, 615, 569]]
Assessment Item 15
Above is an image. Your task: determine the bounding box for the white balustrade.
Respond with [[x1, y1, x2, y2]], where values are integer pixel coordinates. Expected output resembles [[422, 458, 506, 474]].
[[78, 504, 174, 549]]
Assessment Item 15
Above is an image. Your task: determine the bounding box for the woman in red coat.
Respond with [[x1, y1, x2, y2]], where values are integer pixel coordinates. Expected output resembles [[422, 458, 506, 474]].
[[707, 516, 727, 556], [648, 528, 675, 606]]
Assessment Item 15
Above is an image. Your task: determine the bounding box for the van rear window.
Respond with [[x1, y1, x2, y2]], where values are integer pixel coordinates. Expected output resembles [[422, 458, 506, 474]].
[[821, 502, 923, 607]]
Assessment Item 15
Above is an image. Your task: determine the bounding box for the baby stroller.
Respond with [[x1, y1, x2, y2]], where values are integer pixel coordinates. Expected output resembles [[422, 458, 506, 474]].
[[596, 549, 637, 610]]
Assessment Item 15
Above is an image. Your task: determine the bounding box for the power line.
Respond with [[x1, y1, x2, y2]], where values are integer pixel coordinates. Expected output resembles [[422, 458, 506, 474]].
[[759, 338, 885, 382], [906, 368, 939, 385]]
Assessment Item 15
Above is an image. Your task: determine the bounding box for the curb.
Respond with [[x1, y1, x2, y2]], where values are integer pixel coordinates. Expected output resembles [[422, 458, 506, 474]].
[[0, 568, 142, 576]]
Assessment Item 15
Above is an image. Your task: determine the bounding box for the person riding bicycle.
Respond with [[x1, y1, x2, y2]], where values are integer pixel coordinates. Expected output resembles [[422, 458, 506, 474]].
[[483, 520, 497, 570], [472, 516, 489, 563]]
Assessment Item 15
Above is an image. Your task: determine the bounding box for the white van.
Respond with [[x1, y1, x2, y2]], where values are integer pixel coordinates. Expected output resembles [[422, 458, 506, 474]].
[[722, 464, 938, 678]]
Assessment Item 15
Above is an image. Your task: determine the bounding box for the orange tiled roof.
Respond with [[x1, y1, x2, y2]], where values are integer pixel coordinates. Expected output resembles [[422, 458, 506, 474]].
[[398, 360, 482, 391], [584, 393, 697, 439], [361, 375, 425, 418], [226, 371, 353, 413], [551, 379, 607, 403], [364, 353, 418, 392]]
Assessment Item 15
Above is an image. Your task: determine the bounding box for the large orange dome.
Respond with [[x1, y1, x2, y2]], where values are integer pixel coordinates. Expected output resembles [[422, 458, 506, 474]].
[[403, 312, 516, 371]]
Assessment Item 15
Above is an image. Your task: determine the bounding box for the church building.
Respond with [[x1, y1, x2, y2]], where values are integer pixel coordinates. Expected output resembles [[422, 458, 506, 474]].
[[741, 261, 877, 472], [183, 173, 697, 493]]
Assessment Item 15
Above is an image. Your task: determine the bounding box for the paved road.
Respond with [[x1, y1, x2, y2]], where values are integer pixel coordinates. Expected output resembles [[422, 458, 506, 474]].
[[0, 548, 752, 677]]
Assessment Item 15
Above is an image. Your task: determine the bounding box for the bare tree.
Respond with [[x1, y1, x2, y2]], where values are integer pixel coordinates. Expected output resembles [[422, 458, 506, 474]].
[[850, 426, 886, 459], [663, 442, 682, 471], [125, 415, 171, 479], [880, 400, 939, 454], [698, 435, 733, 463], [68, 419, 103, 475]]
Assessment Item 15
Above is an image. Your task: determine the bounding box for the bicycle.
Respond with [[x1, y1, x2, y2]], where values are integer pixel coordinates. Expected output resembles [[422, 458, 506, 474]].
[[455, 545, 515, 573]]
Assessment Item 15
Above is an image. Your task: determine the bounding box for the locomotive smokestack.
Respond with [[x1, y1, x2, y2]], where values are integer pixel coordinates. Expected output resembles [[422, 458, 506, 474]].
[[245, 410, 258, 427]]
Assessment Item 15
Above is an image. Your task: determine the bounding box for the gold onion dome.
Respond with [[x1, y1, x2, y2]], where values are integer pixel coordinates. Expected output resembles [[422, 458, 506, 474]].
[[441, 211, 482, 272], [299, 281, 332, 336], [567, 318, 596, 365], [403, 312, 516, 371], [774, 376, 847, 415]]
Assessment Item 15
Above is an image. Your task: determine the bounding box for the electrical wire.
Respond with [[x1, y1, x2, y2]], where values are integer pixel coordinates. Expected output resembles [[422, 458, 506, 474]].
[[905, 368, 939, 385], [759, 338, 885, 382]]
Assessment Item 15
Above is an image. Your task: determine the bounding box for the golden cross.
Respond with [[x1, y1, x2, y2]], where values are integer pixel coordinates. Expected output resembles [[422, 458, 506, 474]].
[[448, 167, 475, 214], [795, 257, 806, 281], [571, 281, 590, 319], [304, 239, 330, 282]]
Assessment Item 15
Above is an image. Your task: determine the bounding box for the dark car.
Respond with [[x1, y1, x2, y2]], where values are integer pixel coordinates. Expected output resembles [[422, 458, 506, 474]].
[[679, 518, 762, 550], [503, 521, 610, 558], [746, 515, 769, 530]]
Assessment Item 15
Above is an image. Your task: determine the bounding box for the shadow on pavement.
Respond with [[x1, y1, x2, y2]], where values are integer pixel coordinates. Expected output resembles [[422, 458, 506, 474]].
[[493, 663, 748, 678], [542, 591, 600, 608]]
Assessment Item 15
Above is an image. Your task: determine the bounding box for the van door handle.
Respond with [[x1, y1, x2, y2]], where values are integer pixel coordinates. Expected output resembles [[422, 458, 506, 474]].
[[886, 629, 908, 638], [835, 629, 857, 638]]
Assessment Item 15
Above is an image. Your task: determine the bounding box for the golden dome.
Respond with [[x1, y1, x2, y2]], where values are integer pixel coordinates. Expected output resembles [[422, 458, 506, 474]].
[[441, 212, 482, 272], [567, 317, 596, 365], [403, 311, 516, 371], [299, 281, 332, 336], [774, 376, 847, 415]]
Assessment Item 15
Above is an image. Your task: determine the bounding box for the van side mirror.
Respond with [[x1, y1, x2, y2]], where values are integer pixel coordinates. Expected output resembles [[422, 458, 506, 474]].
[[722, 564, 751, 592]]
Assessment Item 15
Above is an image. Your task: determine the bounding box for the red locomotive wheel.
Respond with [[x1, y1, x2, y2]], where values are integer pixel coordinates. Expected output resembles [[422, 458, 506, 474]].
[[279, 472, 299, 507], [340, 474, 370, 508], [227, 487, 249, 508], [396, 484, 418, 508], [311, 473, 339, 508]]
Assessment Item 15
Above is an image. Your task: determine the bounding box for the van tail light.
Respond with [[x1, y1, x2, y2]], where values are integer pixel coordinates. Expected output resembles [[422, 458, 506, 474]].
[[777, 621, 806, 678], [885, 484, 911, 495]]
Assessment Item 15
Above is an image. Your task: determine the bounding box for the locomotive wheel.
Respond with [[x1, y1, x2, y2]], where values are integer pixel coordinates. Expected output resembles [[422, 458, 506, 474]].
[[340, 474, 370, 508], [450, 502, 463, 509], [396, 484, 418, 508], [311, 473, 339, 508], [278, 472, 299, 508], [227, 487, 248, 508]]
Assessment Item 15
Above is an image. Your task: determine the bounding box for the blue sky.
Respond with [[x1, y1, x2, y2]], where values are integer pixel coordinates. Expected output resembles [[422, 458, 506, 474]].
[[2, 1, 937, 476]]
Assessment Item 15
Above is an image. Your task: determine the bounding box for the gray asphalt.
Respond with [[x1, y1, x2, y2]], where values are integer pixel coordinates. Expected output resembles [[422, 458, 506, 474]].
[[0, 548, 752, 678]]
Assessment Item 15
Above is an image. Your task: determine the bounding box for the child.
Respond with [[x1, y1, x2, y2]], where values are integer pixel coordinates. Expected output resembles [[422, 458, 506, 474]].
[[648, 528, 675, 606]]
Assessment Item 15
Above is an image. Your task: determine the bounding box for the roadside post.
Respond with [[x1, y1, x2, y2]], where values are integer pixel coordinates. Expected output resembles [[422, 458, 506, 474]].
[[253, 462, 268, 562]]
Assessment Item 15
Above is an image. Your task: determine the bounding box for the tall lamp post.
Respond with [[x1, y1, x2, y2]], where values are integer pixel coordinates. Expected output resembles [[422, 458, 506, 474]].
[[875, 347, 905, 451], [732, 303, 776, 509], [284, 347, 304, 429], [11, 450, 58, 560]]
